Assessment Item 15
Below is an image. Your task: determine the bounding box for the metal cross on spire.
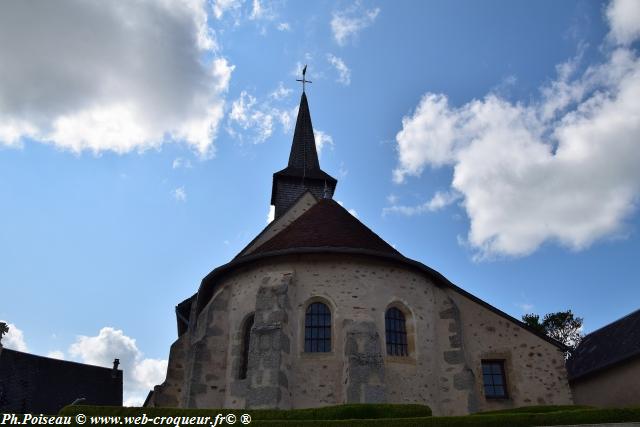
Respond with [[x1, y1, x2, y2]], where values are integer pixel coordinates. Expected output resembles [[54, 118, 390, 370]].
[[296, 64, 312, 92]]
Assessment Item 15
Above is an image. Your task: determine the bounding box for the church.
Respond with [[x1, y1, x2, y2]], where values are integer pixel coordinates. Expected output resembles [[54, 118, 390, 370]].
[[147, 84, 573, 415]]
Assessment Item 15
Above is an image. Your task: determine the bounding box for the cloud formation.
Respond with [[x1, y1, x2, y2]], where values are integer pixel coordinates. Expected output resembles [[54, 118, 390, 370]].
[[392, 0, 640, 259], [172, 187, 188, 202], [383, 191, 461, 216], [331, 2, 380, 46], [0, 320, 27, 352], [606, 0, 640, 45], [327, 55, 352, 85], [212, 0, 243, 20], [69, 327, 167, 406], [227, 90, 298, 143], [0, 1, 233, 156], [314, 130, 334, 157]]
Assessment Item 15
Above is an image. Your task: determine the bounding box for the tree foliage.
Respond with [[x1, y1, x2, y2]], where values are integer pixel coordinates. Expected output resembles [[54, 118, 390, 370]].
[[522, 310, 583, 352], [0, 321, 8, 346]]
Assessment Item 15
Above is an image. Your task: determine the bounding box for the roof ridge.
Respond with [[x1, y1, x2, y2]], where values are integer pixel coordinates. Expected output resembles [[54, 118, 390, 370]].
[[251, 199, 402, 255], [236, 191, 319, 259], [582, 307, 640, 338]]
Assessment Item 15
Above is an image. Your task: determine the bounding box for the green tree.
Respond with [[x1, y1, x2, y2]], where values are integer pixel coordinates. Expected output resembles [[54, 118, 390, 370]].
[[522, 310, 583, 354], [0, 322, 8, 347]]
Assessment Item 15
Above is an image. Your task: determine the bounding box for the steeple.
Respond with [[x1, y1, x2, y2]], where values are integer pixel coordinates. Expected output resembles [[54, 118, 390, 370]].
[[288, 92, 320, 173], [271, 75, 337, 220]]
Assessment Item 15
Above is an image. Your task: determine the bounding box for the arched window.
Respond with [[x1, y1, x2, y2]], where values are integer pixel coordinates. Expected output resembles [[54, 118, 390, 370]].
[[304, 302, 331, 352], [385, 307, 408, 356], [239, 314, 254, 379]]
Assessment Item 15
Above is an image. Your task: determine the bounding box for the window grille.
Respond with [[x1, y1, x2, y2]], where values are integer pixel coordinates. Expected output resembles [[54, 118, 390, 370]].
[[482, 360, 508, 398], [385, 307, 408, 356], [304, 302, 331, 352]]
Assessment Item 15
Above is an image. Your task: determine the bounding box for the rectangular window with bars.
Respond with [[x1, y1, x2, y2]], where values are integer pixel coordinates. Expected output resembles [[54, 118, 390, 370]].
[[482, 360, 508, 399]]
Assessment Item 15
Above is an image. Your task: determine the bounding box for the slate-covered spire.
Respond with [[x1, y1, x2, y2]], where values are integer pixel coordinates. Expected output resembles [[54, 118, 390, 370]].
[[271, 88, 337, 220], [288, 92, 320, 173]]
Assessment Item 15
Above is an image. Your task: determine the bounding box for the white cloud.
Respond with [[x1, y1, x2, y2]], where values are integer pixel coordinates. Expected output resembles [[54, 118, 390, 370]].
[[228, 91, 274, 143], [249, 0, 263, 20], [331, 3, 380, 46], [0, 320, 28, 352], [172, 157, 193, 169], [270, 82, 293, 101], [267, 205, 275, 223], [0, 1, 232, 156], [277, 106, 298, 133], [314, 130, 334, 157], [212, 0, 243, 20], [69, 327, 167, 407], [327, 54, 352, 85], [172, 187, 187, 202], [383, 191, 461, 216], [277, 22, 291, 32], [47, 350, 65, 360], [228, 91, 297, 142], [392, 6, 640, 259], [607, 0, 640, 45], [338, 162, 349, 179]]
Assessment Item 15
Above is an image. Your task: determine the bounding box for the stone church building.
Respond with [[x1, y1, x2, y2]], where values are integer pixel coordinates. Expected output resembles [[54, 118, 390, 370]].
[[148, 89, 573, 415]]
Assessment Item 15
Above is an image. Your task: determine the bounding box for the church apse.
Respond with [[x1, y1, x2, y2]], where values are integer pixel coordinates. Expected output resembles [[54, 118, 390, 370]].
[[147, 69, 573, 414]]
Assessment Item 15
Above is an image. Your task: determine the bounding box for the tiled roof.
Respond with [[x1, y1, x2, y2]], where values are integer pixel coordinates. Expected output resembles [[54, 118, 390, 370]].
[[567, 308, 640, 381], [249, 198, 400, 256]]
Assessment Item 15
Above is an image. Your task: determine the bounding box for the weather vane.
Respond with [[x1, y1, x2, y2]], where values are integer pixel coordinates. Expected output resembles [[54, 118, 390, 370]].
[[296, 64, 312, 92]]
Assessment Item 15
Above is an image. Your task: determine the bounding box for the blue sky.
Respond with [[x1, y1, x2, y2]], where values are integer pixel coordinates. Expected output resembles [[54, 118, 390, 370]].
[[1, 0, 639, 405]]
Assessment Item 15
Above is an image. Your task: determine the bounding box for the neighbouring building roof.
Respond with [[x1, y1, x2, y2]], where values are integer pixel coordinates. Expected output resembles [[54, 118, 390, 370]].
[[250, 198, 400, 256], [567, 308, 640, 381], [0, 348, 122, 414]]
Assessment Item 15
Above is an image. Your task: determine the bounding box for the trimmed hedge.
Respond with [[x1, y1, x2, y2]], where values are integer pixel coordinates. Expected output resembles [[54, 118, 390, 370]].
[[59, 405, 640, 427], [254, 408, 640, 426], [471, 404, 593, 415], [60, 403, 432, 420]]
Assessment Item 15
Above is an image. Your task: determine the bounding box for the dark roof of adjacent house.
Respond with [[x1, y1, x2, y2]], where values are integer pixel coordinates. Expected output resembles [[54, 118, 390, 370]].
[[567, 308, 640, 381], [251, 198, 400, 256], [0, 348, 122, 414]]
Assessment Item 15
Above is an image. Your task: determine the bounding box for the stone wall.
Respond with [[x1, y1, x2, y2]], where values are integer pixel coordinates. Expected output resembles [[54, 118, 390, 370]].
[[446, 290, 573, 412], [571, 357, 640, 407], [152, 253, 572, 414]]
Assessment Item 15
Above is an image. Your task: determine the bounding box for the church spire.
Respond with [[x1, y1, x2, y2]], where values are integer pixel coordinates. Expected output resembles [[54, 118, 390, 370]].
[[288, 91, 320, 173], [270, 68, 337, 219]]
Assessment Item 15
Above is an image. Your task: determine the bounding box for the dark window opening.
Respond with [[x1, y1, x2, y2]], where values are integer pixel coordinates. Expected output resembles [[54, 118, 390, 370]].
[[482, 360, 508, 399], [304, 302, 331, 352], [239, 314, 254, 379], [385, 307, 408, 356]]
